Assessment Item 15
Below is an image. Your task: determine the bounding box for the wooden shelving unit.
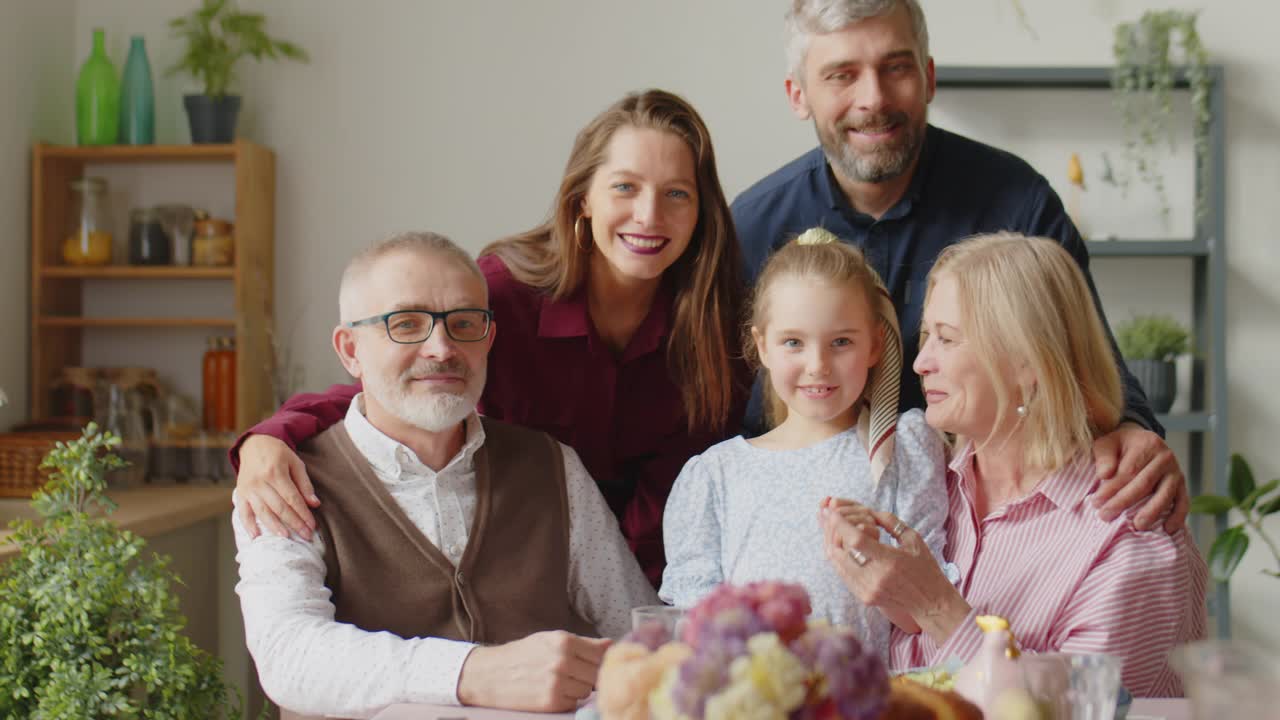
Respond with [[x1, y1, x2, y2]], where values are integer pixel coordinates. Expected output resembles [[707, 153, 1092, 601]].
[[36, 317, 238, 328], [29, 140, 276, 431], [41, 266, 236, 279]]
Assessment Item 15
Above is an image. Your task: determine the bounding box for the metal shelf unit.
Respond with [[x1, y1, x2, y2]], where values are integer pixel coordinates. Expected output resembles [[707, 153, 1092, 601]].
[[936, 65, 1230, 637]]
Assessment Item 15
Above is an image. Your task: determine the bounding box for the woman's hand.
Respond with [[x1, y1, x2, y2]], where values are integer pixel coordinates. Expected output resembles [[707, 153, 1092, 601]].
[[236, 434, 320, 540], [820, 498, 922, 634], [819, 500, 968, 645]]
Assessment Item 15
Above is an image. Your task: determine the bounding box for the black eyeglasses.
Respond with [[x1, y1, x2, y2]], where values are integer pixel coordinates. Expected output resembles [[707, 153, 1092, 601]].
[[346, 308, 493, 344]]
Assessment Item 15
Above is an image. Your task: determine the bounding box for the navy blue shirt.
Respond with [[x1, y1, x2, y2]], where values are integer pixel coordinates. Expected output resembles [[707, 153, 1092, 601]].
[[731, 124, 1160, 436]]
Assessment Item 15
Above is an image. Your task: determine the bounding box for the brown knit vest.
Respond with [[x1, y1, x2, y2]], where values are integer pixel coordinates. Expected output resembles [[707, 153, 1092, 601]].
[[278, 417, 594, 720]]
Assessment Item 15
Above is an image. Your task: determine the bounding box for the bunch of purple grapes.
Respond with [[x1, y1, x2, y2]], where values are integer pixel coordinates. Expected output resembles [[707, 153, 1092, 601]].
[[788, 625, 889, 720]]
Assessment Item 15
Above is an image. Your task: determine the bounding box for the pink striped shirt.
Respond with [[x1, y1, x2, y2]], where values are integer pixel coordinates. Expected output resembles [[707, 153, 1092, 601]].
[[890, 442, 1208, 697]]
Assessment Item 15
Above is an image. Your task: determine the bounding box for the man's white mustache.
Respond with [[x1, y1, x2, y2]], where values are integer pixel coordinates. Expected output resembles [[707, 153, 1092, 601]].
[[402, 361, 467, 381]]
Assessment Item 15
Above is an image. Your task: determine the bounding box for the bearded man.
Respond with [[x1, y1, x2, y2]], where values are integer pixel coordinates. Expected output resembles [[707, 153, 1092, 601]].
[[732, 0, 1191, 532], [231, 232, 655, 720]]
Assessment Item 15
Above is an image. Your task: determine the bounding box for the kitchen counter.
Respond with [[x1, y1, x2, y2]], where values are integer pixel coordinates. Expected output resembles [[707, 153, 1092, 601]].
[[0, 484, 233, 561]]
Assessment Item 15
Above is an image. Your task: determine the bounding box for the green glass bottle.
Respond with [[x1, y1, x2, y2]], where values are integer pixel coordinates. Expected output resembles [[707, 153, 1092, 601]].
[[76, 29, 120, 146], [119, 35, 155, 145]]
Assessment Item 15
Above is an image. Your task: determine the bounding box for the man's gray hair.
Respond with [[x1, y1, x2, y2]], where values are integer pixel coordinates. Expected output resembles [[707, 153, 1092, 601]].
[[784, 0, 930, 81], [338, 231, 486, 322]]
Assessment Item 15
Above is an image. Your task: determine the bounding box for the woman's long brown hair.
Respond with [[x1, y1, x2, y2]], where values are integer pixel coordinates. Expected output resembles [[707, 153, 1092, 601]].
[[481, 89, 744, 433]]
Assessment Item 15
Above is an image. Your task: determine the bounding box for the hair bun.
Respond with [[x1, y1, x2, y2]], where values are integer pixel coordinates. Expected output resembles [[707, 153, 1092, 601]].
[[795, 227, 840, 246]]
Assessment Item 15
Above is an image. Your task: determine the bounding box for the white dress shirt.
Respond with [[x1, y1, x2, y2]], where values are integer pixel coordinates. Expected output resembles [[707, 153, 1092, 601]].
[[232, 395, 657, 718]]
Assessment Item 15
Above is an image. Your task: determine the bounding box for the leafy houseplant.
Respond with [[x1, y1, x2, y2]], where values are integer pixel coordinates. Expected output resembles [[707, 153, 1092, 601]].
[[1190, 454, 1280, 581], [1111, 10, 1211, 223], [167, 0, 308, 143], [0, 425, 247, 718], [1115, 313, 1189, 413]]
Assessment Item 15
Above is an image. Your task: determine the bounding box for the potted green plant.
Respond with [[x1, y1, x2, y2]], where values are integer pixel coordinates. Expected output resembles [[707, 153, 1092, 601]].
[[1115, 313, 1189, 413], [167, 0, 308, 143], [1110, 10, 1212, 223], [0, 425, 250, 717], [1190, 454, 1280, 581]]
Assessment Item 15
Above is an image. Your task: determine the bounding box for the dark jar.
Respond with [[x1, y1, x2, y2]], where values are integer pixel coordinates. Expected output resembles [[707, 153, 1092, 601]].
[[128, 207, 172, 265]]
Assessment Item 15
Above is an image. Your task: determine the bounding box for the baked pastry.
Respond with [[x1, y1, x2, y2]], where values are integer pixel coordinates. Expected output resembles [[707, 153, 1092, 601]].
[[881, 676, 985, 720]]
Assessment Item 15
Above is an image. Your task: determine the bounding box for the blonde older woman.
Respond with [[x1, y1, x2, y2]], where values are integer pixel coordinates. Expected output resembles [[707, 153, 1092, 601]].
[[819, 232, 1207, 697]]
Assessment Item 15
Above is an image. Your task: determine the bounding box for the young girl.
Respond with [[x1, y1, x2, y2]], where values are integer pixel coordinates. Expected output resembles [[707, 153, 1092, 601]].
[[659, 227, 948, 657]]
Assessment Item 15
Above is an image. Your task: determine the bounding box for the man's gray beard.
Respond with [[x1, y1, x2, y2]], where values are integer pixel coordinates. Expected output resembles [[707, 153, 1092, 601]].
[[817, 117, 924, 185], [368, 362, 485, 433], [390, 390, 475, 432]]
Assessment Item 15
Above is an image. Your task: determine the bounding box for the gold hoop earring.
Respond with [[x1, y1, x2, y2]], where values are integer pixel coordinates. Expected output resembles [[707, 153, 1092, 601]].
[[574, 216, 592, 254]]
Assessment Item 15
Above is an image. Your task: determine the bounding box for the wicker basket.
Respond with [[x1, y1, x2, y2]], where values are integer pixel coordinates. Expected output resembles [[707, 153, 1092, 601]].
[[0, 432, 83, 498]]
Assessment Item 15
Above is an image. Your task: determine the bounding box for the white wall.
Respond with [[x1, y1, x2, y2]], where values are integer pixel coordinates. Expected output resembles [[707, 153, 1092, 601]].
[[0, 1, 76, 429], [60, 0, 1280, 652]]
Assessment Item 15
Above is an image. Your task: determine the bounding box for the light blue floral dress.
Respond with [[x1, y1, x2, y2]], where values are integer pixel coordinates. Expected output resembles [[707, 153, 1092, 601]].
[[659, 409, 949, 660]]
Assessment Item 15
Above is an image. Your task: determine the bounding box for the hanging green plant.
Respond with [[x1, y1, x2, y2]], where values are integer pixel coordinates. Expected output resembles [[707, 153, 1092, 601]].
[[1111, 10, 1211, 224]]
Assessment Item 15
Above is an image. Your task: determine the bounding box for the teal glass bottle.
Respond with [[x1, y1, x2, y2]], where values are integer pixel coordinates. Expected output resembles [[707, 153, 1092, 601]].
[[118, 35, 155, 144], [75, 28, 120, 146]]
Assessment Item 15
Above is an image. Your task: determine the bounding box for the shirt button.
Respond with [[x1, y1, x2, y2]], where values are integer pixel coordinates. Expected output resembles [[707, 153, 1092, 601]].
[[449, 544, 461, 557]]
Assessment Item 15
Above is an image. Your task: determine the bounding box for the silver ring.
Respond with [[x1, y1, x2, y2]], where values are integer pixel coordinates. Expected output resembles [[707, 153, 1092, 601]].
[[892, 520, 906, 538], [849, 548, 868, 566]]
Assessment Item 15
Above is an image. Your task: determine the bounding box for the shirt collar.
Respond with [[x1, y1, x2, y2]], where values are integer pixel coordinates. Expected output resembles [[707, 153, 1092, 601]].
[[536, 280, 674, 359], [948, 439, 1097, 512], [343, 393, 486, 482], [817, 123, 939, 220]]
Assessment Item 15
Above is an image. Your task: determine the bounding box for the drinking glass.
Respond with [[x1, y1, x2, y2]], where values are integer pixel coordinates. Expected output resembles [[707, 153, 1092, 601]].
[[631, 605, 686, 639], [1018, 652, 1119, 720], [1065, 654, 1121, 720]]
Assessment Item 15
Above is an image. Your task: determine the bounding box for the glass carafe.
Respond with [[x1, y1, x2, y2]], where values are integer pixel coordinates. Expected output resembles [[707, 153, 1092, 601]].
[[100, 384, 150, 487]]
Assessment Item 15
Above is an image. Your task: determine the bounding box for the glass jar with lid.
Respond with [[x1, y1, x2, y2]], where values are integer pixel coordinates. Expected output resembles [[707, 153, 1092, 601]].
[[62, 177, 113, 265], [128, 207, 173, 265], [192, 217, 234, 266]]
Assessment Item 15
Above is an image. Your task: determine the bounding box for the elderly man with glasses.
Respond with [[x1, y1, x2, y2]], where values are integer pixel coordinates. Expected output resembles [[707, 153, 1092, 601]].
[[231, 231, 657, 720]]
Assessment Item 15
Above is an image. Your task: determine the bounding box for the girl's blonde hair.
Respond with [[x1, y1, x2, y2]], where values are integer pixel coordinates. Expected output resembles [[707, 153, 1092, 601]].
[[481, 89, 742, 434], [745, 229, 885, 427], [926, 232, 1123, 470]]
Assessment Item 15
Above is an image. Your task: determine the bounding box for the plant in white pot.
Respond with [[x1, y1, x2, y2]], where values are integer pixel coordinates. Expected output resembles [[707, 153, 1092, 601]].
[[1115, 313, 1189, 414], [167, 0, 308, 144]]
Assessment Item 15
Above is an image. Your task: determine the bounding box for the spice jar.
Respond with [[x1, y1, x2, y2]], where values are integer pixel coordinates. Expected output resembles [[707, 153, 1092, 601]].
[[62, 177, 113, 265], [192, 217, 234, 266], [128, 207, 173, 265], [50, 366, 99, 420]]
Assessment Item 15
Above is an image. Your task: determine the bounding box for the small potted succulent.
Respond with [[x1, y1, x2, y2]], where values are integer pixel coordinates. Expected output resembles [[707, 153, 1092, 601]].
[[1115, 313, 1189, 413], [167, 0, 308, 143]]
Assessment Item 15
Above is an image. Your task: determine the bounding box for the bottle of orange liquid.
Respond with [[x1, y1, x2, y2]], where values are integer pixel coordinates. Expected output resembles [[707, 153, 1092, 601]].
[[216, 336, 237, 432], [202, 336, 219, 430]]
